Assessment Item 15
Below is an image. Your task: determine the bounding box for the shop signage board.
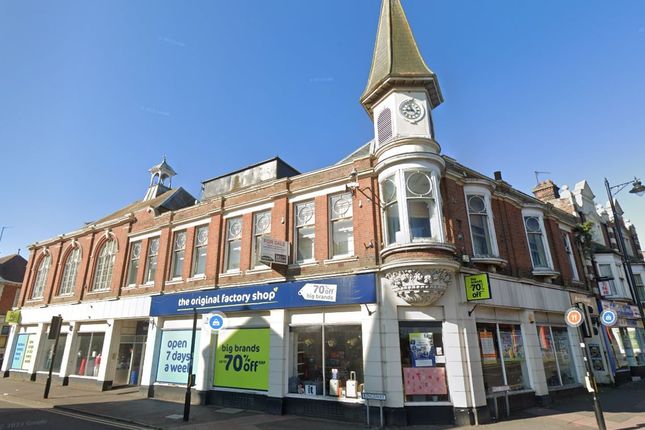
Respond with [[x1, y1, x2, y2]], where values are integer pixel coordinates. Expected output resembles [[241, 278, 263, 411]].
[[150, 273, 376, 316], [598, 281, 612, 297], [565, 307, 584, 327], [259, 237, 289, 265], [464, 273, 492, 301], [213, 328, 270, 391], [5, 310, 20, 325], [600, 310, 617, 327], [155, 330, 201, 384]]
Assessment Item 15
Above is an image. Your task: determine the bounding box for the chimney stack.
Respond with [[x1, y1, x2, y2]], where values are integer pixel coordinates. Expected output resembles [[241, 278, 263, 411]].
[[533, 179, 560, 202]]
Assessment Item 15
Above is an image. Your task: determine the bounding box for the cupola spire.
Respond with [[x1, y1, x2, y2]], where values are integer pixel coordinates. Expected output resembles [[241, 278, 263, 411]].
[[144, 155, 177, 201], [360, 0, 443, 116]]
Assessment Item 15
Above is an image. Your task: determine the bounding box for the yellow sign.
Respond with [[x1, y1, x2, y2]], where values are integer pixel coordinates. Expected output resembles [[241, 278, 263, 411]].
[[5, 310, 20, 325], [464, 274, 492, 301]]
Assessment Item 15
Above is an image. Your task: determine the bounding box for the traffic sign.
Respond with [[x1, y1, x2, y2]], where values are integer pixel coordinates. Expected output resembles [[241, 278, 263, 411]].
[[600, 309, 617, 327], [565, 307, 584, 327], [204, 312, 226, 331]]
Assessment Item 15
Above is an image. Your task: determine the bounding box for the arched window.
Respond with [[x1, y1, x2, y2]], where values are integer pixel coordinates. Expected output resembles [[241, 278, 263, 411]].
[[92, 239, 117, 292], [59, 247, 81, 296], [31, 254, 51, 299]]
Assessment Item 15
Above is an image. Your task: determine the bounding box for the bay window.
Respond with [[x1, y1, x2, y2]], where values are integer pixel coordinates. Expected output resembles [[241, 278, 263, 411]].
[[380, 168, 442, 247]]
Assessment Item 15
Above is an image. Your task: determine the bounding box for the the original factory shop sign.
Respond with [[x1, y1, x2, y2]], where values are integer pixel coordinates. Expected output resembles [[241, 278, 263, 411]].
[[150, 273, 377, 316]]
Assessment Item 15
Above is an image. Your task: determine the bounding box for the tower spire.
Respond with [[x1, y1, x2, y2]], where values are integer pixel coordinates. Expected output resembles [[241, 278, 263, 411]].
[[360, 0, 443, 116]]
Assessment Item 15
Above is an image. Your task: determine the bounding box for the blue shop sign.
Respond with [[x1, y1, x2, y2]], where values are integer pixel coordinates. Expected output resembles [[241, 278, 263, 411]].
[[150, 273, 377, 317]]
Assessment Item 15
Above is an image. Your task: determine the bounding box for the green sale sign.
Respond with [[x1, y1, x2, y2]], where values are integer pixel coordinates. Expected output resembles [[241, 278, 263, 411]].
[[213, 328, 270, 391]]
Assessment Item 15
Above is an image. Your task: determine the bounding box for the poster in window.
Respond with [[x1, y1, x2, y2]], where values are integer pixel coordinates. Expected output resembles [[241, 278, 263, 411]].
[[500, 329, 524, 362], [479, 330, 497, 364], [409, 332, 435, 367], [403, 367, 447, 395]]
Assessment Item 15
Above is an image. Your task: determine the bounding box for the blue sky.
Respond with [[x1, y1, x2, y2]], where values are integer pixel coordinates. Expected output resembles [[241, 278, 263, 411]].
[[1, 0, 644, 257]]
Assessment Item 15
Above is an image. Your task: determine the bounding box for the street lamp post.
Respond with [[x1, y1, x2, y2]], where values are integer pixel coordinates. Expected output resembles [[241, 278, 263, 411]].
[[604, 177, 645, 340]]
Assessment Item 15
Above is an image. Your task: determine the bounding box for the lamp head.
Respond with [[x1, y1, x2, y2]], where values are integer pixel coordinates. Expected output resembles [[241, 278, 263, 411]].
[[629, 179, 645, 197]]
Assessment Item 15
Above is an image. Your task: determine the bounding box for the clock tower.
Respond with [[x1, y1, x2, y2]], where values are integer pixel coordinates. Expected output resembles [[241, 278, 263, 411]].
[[360, 0, 443, 158]]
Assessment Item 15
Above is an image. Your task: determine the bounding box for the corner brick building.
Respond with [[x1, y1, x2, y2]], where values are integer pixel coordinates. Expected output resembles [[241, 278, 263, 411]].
[[2, 0, 615, 426]]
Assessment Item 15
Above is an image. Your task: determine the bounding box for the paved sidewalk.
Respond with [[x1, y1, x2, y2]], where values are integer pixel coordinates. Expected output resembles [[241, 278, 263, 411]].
[[1, 377, 644, 429]]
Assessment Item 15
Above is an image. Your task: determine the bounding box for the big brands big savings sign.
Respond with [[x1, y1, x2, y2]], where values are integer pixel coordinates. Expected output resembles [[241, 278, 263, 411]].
[[150, 273, 377, 316]]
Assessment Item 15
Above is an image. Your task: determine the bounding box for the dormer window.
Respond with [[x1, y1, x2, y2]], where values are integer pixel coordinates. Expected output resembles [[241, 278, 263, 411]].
[[380, 168, 442, 247]]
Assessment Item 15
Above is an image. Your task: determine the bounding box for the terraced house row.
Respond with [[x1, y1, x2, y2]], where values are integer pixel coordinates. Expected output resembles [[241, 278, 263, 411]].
[[3, 0, 644, 426]]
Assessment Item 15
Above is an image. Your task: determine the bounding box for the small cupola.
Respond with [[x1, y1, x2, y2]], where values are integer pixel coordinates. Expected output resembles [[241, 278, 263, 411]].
[[144, 156, 177, 201]]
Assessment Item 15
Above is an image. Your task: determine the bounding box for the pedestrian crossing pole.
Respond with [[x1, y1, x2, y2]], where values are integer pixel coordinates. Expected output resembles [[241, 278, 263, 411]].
[[574, 303, 607, 430], [183, 308, 198, 422], [44, 315, 63, 399]]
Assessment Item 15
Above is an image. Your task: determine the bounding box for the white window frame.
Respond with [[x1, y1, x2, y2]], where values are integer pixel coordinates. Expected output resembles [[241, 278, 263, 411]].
[[522, 209, 555, 271], [125, 241, 141, 287], [561, 232, 580, 281], [294, 200, 316, 263], [59, 246, 81, 296], [378, 163, 444, 247], [224, 217, 243, 273], [170, 231, 186, 280], [144, 237, 160, 285], [92, 239, 117, 292], [252, 211, 271, 269], [191, 225, 209, 277], [31, 253, 51, 299], [464, 186, 499, 258], [598, 263, 618, 296], [329, 192, 354, 259]]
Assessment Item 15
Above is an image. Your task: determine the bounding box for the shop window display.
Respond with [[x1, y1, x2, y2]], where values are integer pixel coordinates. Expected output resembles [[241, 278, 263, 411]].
[[477, 323, 529, 393], [289, 325, 363, 399], [38, 334, 67, 373], [399, 322, 448, 402], [73, 333, 105, 377], [538, 326, 577, 387]]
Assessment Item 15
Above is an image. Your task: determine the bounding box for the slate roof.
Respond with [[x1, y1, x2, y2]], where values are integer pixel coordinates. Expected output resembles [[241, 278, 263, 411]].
[[0, 254, 27, 284]]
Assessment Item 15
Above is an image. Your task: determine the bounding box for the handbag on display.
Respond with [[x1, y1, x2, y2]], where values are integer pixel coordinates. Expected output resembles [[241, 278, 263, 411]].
[[346, 371, 358, 398], [329, 379, 341, 397]]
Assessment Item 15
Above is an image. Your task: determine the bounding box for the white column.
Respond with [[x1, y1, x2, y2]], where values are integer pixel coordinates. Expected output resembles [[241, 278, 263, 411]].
[[97, 319, 118, 385], [1, 324, 19, 373], [267, 309, 286, 398], [58, 322, 78, 379], [195, 319, 212, 392], [520, 311, 548, 396], [140, 317, 162, 388], [25, 323, 47, 376], [378, 278, 405, 409], [442, 280, 487, 412]]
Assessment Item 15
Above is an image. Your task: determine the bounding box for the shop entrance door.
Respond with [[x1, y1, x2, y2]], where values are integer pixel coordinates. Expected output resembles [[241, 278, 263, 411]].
[[114, 335, 146, 386]]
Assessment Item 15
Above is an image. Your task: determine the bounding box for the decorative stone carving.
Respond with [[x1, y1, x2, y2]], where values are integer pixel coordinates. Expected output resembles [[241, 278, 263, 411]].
[[385, 269, 452, 306]]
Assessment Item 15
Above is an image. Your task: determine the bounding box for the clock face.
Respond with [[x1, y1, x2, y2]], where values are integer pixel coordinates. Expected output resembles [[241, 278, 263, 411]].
[[399, 99, 424, 122]]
